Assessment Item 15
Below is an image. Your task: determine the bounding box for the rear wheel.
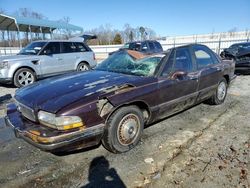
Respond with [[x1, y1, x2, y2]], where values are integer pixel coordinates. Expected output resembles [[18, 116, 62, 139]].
[[77, 62, 90, 71], [207, 78, 227, 105], [13, 68, 36, 87], [102, 106, 144, 153]]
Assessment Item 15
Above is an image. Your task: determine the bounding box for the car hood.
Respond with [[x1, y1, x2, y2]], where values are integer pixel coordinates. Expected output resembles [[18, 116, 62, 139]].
[[15, 70, 152, 113], [0, 54, 37, 62], [224, 48, 250, 58]]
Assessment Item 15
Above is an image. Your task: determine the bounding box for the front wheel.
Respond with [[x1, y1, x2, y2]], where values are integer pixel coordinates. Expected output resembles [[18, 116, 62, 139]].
[[13, 68, 36, 87], [207, 78, 228, 105], [77, 62, 90, 71], [102, 106, 144, 153]]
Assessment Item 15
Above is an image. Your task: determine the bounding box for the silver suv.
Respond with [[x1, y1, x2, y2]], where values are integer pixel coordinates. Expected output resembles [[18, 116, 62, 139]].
[[0, 39, 96, 87]]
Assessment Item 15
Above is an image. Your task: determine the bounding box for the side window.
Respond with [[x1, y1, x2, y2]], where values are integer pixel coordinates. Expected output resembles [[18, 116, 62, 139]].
[[174, 48, 193, 72], [74, 42, 87, 52], [148, 42, 155, 51], [141, 42, 148, 52], [62, 42, 77, 53], [41, 42, 60, 55], [193, 46, 215, 69], [161, 51, 175, 76], [154, 42, 163, 51]]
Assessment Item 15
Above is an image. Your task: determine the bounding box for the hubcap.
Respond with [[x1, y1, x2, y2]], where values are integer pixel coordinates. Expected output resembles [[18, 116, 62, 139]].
[[217, 82, 226, 101], [18, 71, 34, 86], [78, 64, 89, 71], [117, 114, 140, 146]]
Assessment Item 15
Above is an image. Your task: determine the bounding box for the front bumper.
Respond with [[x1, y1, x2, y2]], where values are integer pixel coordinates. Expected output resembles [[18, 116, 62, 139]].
[[0, 69, 12, 83], [235, 64, 250, 74], [5, 104, 105, 152], [0, 78, 12, 84]]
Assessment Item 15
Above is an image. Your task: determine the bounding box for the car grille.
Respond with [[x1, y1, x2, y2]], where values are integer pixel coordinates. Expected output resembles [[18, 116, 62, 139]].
[[16, 101, 36, 122]]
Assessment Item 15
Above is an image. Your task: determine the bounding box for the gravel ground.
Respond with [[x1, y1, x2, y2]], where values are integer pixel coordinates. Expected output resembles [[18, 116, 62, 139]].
[[0, 75, 249, 188]]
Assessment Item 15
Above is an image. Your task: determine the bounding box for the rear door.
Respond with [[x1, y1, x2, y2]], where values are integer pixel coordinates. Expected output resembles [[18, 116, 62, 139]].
[[74, 42, 95, 67], [191, 45, 222, 101], [158, 47, 199, 118], [60, 42, 79, 72]]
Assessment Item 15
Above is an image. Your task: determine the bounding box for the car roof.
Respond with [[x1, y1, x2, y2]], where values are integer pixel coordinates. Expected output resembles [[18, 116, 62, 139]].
[[168, 43, 209, 50], [126, 40, 160, 44], [230, 42, 250, 46], [31, 40, 84, 43]]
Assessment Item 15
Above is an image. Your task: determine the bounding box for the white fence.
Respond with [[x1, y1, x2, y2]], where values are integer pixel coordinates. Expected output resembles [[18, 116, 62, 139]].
[[1, 31, 249, 59]]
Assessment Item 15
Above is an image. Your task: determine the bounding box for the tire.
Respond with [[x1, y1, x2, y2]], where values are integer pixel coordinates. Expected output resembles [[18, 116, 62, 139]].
[[102, 105, 144, 153], [77, 62, 90, 71], [207, 78, 228, 105], [13, 68, 36, 88]]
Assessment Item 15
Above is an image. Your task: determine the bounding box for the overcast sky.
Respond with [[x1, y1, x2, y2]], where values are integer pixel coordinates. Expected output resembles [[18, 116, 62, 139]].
[[1, 0, 250, 36]]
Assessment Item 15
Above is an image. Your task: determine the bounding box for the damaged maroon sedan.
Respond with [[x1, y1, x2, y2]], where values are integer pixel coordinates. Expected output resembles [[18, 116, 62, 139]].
[[5, 44, 236, 153]]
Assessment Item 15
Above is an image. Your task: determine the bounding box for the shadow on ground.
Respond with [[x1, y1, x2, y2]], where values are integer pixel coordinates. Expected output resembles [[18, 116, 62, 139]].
[[81, 156, 126, 188], [0, 94, 12, 106]]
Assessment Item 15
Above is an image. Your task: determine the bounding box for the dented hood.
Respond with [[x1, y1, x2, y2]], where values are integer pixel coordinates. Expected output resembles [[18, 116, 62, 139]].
[[15, 70, 150, 113]]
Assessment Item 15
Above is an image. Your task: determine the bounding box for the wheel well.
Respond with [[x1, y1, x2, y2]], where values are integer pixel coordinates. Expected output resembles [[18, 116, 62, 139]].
[[78, 61, 89, 67], [129, 101, 150, 122], [223, 75, 230, 84], [13, 66, 37, 80], [105, 101, 151, 124]]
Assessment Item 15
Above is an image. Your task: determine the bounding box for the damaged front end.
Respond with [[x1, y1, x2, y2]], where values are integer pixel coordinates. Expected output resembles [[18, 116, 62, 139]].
[[5, 103, 105, 152], [96, 84, 135, 117]]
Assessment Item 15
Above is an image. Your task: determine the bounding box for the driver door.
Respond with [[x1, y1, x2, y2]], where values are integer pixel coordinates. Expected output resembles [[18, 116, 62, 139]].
[[39, 42, 65, 76], [157, 47, 199, 119]]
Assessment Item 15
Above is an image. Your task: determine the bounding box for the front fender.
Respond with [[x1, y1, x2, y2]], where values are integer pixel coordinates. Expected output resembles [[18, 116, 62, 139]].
[[8, 61, 41, 78]]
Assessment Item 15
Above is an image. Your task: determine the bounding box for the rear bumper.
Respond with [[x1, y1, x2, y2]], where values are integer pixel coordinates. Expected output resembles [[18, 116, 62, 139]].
[[5, 104, 105, 152]]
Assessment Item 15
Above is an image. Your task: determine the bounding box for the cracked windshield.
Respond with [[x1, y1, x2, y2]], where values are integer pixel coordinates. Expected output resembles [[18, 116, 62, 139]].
[[96, 51, 163, 76]]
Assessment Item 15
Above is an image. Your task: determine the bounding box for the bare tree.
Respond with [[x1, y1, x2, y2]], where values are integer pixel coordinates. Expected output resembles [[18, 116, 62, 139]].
[[0, 9, 7, 47], [58, 16, 72, 39], [85, 24, 157, 45], [144, 27, 156, 40], [129, 31, 134, 42], [123, 24, 133, 42], [14, 8, 46, 45], [139, 26, 145, 40]]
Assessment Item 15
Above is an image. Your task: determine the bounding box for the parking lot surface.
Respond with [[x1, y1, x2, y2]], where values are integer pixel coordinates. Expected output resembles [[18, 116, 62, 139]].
[[0, 76, 249, 188]]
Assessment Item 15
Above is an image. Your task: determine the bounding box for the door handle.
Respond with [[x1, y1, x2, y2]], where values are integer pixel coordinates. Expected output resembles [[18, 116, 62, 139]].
[[56, 58, 63, 61]]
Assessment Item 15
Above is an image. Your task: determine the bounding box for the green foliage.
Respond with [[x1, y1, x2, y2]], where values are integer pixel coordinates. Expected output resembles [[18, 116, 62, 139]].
[[113, 33, 123, 44]]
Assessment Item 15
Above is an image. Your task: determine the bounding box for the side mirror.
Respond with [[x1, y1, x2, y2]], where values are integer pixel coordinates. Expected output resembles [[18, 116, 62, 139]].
[[42, 49, 52, 55], [171, 71, 187, 80]]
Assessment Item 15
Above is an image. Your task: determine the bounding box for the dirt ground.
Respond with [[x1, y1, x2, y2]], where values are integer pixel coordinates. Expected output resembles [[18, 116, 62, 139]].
[[0, 75, 249, 188]]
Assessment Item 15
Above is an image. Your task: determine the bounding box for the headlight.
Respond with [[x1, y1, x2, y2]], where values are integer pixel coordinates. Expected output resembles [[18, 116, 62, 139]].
[[38, 111, 84, 130], [0, 61, 9, 69]]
